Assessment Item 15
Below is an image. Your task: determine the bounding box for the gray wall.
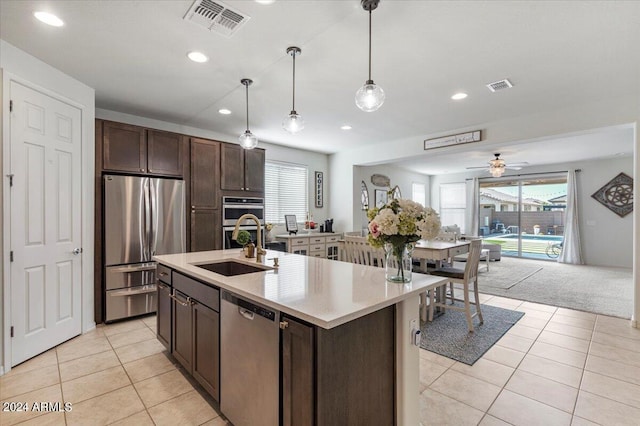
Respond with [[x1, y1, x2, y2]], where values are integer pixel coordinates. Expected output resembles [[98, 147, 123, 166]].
[[430, 156, 634, 268]]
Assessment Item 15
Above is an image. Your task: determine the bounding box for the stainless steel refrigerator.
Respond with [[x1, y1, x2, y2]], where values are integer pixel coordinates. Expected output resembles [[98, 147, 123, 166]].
[[104, 174, 185, 322]]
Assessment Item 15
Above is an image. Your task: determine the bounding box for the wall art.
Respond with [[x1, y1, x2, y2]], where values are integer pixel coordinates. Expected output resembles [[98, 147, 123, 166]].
[[591, 172, 633, 217]]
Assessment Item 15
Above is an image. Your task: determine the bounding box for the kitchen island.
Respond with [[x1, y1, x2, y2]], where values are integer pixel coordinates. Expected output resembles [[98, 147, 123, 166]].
[[154, 249, 447, 426]]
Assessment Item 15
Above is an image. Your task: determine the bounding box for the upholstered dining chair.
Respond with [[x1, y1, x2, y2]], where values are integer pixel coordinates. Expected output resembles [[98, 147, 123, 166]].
[[426, 239, 484, 332]]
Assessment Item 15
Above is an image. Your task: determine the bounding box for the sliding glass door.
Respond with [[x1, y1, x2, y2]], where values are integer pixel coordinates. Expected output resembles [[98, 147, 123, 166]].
[[479, 176, 567, 260]]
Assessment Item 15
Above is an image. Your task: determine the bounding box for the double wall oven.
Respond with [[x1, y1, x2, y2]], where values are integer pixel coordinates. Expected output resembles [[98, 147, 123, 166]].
[[222, 196, 265, 249]]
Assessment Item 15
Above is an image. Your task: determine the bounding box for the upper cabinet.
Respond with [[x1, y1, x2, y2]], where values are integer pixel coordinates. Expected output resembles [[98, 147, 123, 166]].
[[190, 138, 220, 210], [221, 144, 265, 193], [102, 121, 184, 177]]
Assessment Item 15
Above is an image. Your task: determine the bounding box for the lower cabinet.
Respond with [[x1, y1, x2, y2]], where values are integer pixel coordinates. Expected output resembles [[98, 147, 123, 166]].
[[280, 306, 395, 425], [164, 271, 220, 401], [156, 281, 172, 350]]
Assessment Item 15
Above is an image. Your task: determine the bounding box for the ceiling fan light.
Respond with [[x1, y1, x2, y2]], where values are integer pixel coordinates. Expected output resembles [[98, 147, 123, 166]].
[[282, 111, 305, 134], [239, 130, 258, 149], [355, 81, 385, 112], [489, 166, 505, 177]]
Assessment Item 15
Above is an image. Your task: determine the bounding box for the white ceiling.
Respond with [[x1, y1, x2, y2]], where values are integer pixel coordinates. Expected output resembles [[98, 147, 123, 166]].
[[1, 0, 638, 173]]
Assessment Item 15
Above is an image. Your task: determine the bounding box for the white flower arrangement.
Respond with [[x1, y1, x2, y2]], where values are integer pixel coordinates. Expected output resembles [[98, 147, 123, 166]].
[[367, 197, 441, 248]]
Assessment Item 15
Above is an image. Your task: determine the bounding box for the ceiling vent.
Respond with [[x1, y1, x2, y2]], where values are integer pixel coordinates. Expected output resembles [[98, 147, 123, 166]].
[[184, 0, 250, 38], [486, 79, 513, 92]]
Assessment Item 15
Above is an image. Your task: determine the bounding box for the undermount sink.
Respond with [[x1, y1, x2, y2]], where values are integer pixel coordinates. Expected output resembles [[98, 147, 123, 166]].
[[194, 260, 272, 277]]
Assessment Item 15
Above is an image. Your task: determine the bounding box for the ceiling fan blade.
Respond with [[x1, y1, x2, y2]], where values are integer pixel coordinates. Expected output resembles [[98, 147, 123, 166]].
[[507, 162, 529, 167], [505, 166, 522, 170], [466, 166, 490, 170]]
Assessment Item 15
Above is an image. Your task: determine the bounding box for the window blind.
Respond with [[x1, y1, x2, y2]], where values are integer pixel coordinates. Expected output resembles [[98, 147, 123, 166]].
[[412, 182, 426, 206], [265, 162, 308, 224]]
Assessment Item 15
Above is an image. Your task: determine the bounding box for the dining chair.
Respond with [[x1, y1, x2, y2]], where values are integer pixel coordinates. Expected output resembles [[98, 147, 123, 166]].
[[343, 235, 386, 267], [426, 239, 484, 332]]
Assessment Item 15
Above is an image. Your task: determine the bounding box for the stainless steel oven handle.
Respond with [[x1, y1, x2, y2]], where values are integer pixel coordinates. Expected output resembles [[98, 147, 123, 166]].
[[109, 285, 157, 297]]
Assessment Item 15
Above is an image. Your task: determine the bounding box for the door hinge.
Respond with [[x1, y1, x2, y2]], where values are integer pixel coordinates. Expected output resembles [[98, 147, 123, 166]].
[[10, 326, 14, 338], [7, 174, 14, 187], [9, 100, 13, 112], [10, 251, 14, 262]]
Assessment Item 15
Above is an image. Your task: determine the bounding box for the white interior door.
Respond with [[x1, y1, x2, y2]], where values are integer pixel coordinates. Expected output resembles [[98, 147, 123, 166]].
[[9, 81, 82, 365]]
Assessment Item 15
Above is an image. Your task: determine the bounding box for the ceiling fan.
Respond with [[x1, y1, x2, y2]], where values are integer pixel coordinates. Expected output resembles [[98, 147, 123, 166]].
[[466, 153, 529, 177]]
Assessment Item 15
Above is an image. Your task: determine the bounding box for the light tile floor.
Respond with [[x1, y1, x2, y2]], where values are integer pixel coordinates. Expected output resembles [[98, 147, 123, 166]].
[[1, 294, 639, 425]]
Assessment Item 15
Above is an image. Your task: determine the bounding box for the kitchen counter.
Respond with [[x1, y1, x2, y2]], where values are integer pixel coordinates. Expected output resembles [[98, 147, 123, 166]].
[[273, 231, 341, 239], [154, 249, 446, 425], [154, 248, 446, 329]]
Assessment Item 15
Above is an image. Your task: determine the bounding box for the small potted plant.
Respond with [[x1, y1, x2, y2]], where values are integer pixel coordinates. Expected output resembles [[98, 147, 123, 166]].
[[235, 230, 255, 258]]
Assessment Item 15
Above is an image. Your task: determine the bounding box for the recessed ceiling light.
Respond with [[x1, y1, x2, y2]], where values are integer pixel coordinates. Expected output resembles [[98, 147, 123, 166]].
[[187, 51, 208, 63], [218, 109, 232, 115], [340, 125, 353, 130], [451, 92, 468, 100], [255, 0, 276, 4], [34, 11, 64, 27]]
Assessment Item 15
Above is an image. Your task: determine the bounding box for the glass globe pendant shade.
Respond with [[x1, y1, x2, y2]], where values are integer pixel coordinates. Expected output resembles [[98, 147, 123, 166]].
[[489, 166, 504, 177], [355, 80, 385, 112], [282, 111, 305, 134], [238, 130, 258, 150]]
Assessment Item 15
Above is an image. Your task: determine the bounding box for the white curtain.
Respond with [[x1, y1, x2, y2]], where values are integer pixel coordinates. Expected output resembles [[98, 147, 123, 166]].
[[558, 169, 584, 264], [465, 178, 479, 236]]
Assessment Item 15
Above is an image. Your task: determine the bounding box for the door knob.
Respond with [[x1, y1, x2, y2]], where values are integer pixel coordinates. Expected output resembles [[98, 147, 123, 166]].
[[72, 248, 83, 255]]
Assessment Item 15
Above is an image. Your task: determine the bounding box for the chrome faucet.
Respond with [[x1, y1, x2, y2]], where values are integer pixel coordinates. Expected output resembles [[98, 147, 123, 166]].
[[232, 214, 266, 263]]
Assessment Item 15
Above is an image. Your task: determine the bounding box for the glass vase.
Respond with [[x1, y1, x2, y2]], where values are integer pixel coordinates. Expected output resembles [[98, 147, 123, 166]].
[[384, 242, 413, 283]]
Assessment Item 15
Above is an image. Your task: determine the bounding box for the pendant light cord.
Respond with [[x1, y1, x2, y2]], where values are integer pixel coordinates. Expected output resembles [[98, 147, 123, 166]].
[[245, 83, 250, 132], [368, 9, 372, 82], [292, 51, 296, 111]]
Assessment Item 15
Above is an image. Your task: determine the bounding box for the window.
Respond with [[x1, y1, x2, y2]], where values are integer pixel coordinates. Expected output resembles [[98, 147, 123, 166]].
[[439, 183, 466, 233], [411, 182, 426, 206], [265, 161, 308, 224]]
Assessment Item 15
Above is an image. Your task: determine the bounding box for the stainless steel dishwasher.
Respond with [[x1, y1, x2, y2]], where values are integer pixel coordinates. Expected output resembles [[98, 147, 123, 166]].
[[220, 290, 280, 426]]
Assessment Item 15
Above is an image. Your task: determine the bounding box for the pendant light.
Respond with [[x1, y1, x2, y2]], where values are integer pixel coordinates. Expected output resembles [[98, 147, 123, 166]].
[[282, 46, 304, 134], [238, 78, 258, 150], [355, 0, 385, 112]]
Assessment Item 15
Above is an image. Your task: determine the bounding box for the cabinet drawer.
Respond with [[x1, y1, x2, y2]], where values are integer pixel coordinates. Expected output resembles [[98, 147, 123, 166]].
[[449, 247, 467, 257], [174, 272, 220, 312], [310, 244, 325, 252], [326, 235, 339, 243], [157, 264, 172, 285], [310, 236, 326, 244], [291, 238, 309, 246]]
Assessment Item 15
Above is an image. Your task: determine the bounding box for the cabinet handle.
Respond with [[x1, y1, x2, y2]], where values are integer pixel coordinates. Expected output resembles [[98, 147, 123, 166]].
[[245, 187, 249, 190], [168, 292, 190, 307], [279, 320, 289, 330], [159, 271, 168, 277], [140, 168, 145, 172]]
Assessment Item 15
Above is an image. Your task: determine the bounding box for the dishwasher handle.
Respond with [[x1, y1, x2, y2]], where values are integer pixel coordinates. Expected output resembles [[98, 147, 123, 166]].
[[239, 308, 255, 320], [222, 290, 276, 322]]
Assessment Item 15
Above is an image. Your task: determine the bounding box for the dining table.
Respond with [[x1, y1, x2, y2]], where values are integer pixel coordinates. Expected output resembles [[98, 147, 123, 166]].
[[412, 239, 471, 321]]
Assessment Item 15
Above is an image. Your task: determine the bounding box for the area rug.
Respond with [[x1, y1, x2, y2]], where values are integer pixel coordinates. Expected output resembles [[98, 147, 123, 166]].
[[478, 263, 543, 289], [474, 257, 633, 318], [420, 303, 524, 365]]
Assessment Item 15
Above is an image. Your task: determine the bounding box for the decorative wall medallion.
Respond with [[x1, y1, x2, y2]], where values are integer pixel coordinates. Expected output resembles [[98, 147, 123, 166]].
[[591, 172, 634, 217], [371, 174, 390, 187], [315, 171, 323, 208], [361, 181, 369, 211]]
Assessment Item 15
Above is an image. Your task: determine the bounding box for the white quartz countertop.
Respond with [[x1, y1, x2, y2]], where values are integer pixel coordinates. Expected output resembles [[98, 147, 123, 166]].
[[274, 232, 341, 239], [154, 249, 447, 329]]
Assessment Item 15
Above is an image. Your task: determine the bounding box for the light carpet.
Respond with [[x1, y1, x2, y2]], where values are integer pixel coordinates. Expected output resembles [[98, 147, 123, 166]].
[[420, 303, 524, 365], [475, 257, 633, 318]]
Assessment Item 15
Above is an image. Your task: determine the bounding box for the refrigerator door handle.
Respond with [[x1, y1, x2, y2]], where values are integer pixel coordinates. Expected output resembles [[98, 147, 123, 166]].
[[143, 178, 152, 260], [149, 178, 159, 257]]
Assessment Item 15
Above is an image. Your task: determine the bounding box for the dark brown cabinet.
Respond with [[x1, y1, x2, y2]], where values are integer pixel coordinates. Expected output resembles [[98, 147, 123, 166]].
[[281, 316, 314, 426], [170, 271, 220, 401], [281, 306, 395, 425], [189, 138, 221, 251], [102, 121, 184, 177], [156, 265, 172, 350], [221, 143, 265, 193]]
